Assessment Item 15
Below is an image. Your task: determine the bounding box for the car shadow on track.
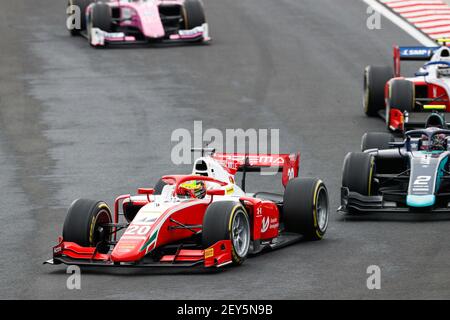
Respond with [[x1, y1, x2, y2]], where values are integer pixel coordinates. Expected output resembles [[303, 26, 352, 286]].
[[337, 212, 450, 222], [90, 41, 211, 50], [46, 265, 226, 277]]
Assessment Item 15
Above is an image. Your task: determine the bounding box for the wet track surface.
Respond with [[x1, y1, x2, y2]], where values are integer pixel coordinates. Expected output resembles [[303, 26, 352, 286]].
[[0, 0, 449, 299]]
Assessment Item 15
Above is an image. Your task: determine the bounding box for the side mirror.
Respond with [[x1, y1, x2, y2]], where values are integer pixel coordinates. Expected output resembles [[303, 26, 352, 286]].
[[206, 189, 225, 196], [138, 188, 154, 195], [138, 188, 154, 202]]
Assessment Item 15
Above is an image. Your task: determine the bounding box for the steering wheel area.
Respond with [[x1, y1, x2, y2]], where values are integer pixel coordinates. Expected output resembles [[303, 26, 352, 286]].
[[406, 129, 450, 151]]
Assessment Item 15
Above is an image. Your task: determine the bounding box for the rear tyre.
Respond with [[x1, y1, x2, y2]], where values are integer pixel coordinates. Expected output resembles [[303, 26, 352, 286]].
[[388, 79, 415, 112], [283, 178, 329, 241], [67, 0, 94, 36], [361, 132, 394, 151], [364, 65, 393, 117], [62, 199, 112, 254], [183, 0, 206, 29], [342, 152, 375, 196], [202, 201, 250, 265]]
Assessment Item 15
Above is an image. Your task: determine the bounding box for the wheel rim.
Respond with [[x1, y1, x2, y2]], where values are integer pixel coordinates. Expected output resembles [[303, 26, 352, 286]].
[[231, 209, 250, 258], [316, 187, 328, 232], [93, 209, 112, 246]]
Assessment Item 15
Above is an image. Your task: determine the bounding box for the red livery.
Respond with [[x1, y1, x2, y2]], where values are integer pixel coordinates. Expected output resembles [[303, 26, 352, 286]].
[[364, 42, 450, 132], [45, 150, 328, 269]]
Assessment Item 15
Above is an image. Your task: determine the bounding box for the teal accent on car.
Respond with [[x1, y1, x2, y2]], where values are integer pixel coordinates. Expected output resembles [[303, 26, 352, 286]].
[[420, 150, 444, 155], [435, 157, 448, 192], [407, 195, 436, 207]]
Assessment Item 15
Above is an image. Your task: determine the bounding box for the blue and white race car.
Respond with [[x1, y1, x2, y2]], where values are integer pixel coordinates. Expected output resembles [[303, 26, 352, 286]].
[[340, 112, 450, 214]]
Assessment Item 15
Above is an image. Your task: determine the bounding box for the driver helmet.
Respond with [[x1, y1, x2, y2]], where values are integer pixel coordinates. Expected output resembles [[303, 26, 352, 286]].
[[425, 113, 446, 129], [441, 47, 450, 58], [419, 114, 448, 150], [179, 180, 207, 199]]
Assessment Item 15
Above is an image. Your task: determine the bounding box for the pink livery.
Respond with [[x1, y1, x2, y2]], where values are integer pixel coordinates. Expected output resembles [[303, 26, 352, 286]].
[[67, 0, 210, 47]]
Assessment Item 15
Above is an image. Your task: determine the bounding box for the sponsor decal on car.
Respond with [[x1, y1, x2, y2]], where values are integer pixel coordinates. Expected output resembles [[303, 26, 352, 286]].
[[261, 216, 270, 233], [261, 217, 279, 233], [204, 248, 214, 259], [226, 185, 234, 195]]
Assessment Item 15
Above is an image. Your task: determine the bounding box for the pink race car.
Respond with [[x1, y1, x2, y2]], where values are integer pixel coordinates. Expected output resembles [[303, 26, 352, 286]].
[[67, 0, 210, 47]]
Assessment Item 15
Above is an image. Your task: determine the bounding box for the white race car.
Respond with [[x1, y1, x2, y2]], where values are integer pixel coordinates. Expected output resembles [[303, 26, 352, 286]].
[[364, 41, 450, 132]]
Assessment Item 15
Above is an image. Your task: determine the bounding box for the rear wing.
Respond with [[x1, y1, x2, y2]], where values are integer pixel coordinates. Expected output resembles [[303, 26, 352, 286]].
[[393, 45, 441, 77], [212, 153, 300, 190]]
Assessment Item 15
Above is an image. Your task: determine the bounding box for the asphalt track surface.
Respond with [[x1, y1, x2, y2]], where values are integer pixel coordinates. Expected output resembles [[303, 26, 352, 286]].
[[0, 0, 449, 299]]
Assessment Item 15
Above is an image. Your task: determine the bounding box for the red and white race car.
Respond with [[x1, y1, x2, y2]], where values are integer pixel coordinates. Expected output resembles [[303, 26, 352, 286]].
[[67, 0, 210, 47], [45, 150, 329, 269], [364, 42, 450, 132]]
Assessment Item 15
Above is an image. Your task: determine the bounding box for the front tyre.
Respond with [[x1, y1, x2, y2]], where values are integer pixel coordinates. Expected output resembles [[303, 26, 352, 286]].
[[361, 132, 394, 151], [283, 178, 329, 241], [342, 152, 375, 196], [87, 2, 112, 45], [91, 2, 112, 31], [63, 199, 112, 254], [388, 79, 415, 112], [183, 0, 206, 29], [202, 201, 250, 265]]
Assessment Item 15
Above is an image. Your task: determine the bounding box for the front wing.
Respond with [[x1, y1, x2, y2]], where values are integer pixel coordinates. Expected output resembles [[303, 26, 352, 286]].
[[87, 23, 211, 47], [44, 239, 233, 269], [339, 187, 450, 215]]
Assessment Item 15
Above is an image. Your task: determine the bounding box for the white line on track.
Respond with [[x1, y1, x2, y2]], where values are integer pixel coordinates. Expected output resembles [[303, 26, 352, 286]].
[[363, 0, 437, 45]]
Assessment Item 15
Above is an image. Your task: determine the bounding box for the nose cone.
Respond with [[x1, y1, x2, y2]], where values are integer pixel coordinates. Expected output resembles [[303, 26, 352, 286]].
[[139, 4, 165, 38], [407, 195, 435, 208], [110, 223, 160, 262], [110, 201, 168, 262], [111, 239, 147, 262]]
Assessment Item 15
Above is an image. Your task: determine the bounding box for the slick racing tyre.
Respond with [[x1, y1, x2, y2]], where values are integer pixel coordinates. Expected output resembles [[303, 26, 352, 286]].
[[63, 199, 112, 254], [283, 178, 329, 241], [90, 2, 112, 32], [202, 201, 250, 265], [388, 79, 415, 112], [342, 152, 375, 196], [67, 0, 95, 36], [361, 132, 394, 151], [364, 65, 392, 117], [183, 0, 206, 29]]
